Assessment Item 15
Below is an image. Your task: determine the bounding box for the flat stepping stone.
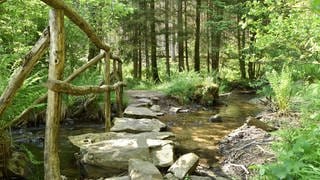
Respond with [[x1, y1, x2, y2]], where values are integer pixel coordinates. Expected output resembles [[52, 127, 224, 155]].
[[111, 117, 166, 133], [124, 106, 158, 118], [129, 159, 163, 180]]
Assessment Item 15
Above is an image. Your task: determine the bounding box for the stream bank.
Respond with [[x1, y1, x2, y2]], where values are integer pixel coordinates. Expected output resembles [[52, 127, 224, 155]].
[[10, 90, 265, 179]]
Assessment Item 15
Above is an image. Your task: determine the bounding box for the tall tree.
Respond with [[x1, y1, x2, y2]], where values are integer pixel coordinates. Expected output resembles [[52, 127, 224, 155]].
[[184, 0, 190, 71], [150, 0, 160, 82], [165, 0, 170, 76], [194, 0, 201, 72], [177, 0, 185, 72]]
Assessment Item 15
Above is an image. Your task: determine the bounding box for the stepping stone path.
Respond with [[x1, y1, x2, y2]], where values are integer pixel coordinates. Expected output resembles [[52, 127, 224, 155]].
[[68, 90, 214, 179]]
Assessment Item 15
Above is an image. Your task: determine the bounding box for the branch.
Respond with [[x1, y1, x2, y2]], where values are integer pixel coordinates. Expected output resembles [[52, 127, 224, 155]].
[[45, 80, 126, 96], [0, 27, 49, 119], [40, 0, 110, 53]]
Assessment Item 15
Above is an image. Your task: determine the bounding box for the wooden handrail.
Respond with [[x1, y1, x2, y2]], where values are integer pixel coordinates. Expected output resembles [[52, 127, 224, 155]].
[[40, 0, 110, 53]]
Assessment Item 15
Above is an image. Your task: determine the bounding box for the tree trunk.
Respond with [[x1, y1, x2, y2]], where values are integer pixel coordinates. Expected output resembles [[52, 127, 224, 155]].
[[248, 31, 256, 80], [184, 0, 189, 71], [237, 14, 246, 79], [211, 6, 223, 72], [194, 0, 201, 72], [104, 52, 111, 131], [177, 0, 184, 72], [150, 0, 160, 82], [165, 0, 170, 77], [45, 9, 65, 180]]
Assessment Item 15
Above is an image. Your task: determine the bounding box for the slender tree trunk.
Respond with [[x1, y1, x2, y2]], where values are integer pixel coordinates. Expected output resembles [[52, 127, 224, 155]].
[[211, 6, 223, 72], [45, 9, 64, 180], [133, 29, 138, 79], [138, 36, 142, 79], [165, 0, 170, 77], [237, 14, 246, 79], [184, 0, 189, 71], [248, 31, 256, 80], [177, 0, 184, 72], [171, 0, 176, 62], [194, 0, 201, 72], [143, 1, 150, 79], [150, 0, 160, 82], [206, 1, 211, 73]]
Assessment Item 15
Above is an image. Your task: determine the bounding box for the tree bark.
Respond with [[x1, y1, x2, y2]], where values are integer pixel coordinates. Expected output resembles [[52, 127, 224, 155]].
[[45, 9, 64, 180], [211, 6, 223, 72], [165, 0, 170, 77], [150, 0, 160, 82], [177, 0, 184, 72], [237, 14, 246, 79], [104, 52, 111, 131], [40, 0, 110, 53], [0, 28, 49, 119], [184, 0, 189, 71], [45, 80, 125, 95], [194, 0, 201, 72]]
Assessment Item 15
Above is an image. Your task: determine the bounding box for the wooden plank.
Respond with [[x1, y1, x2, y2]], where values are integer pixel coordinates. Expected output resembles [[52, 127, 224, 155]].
[[45, 80, 125, 95], [44, 9, 64, 180], [104, 52, 111, 131], [0, 28, 49, 120], [40, 0, 110, 53]]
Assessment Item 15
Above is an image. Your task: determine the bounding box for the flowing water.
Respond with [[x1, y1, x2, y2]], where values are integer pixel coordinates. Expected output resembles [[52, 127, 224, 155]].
[[12, 91, 262, 179]]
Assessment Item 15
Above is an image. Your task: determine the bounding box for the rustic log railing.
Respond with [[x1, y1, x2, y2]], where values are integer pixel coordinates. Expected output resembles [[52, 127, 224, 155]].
[[0, 0, 125, 179]]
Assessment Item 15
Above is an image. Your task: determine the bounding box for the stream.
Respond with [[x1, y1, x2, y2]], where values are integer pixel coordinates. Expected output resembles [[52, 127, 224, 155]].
[[12, 91, 262, 179]]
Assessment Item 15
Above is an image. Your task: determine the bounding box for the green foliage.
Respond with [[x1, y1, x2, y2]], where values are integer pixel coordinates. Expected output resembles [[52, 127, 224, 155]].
[[266, 67, 292, 113], [258, 124, 320, 179]]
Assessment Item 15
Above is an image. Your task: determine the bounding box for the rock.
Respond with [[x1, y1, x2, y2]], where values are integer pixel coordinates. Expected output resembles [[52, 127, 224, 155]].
[[148, 139, 174, 167], [150, 105, 161, 112], [246, 116, 277, 132], [164, 173, 179, 180], [130, 103, 150, 108], [168, 153, 200, 179], [103, 176, 130, 180], [81, 138, 150, 177], [129, 159, 163, 180], [68, 131, 175, 149], [189, 175, 212, 180], [137, 98, 153, 106], [111, 117, 166, 133], [193, 84, 219, 105], [209, 114, 222, 123], [169, 107, 182, 113], [124, 106, 158, 119], [178, 109, 190, 113]]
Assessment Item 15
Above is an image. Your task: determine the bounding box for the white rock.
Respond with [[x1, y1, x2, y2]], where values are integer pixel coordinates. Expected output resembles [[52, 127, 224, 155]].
[[129, 159, 163, 180], [168, 153, 200, 179], [111, 117, 166, 133]]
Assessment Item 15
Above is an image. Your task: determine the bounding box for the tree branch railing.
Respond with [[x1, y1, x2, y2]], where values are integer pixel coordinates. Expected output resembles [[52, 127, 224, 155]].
[[0, 1, 125, 179]]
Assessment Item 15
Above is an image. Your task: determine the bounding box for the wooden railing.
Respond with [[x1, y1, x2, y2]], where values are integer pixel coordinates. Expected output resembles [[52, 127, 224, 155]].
[[0, 0, 125, 179]]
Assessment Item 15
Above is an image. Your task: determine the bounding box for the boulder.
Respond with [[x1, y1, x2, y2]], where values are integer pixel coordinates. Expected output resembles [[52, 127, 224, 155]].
[[168, 153, 200, 179], [69, 132, 175, 178], [150, 105, 161, 112], [148, 139, 175, 167], [246, 116, 277, 132], [193, 84, 219, 105], [129, 159, 163, 180], [124, 106, 158, 119], [169, 107, 182, 113], [69, 132, 174, 149], [111, 117, 166, 133], [80, 138, 150, 177], [208, 114, 222, 123], [137, 98, 153, 106], [102, 176, 130, 180], [189, 175, 212, 180], [164, 173, 179, 180]]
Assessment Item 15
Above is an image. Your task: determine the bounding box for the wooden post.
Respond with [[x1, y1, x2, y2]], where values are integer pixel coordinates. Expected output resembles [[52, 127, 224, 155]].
[[44, 9, 64, 180], [104, 52, 111, 131], [118, 61, 123, 117]]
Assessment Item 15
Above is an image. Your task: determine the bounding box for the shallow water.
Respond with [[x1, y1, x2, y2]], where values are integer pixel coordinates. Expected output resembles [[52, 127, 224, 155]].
[[13, 91, 261, 179], [160, 92, 262, 165]]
